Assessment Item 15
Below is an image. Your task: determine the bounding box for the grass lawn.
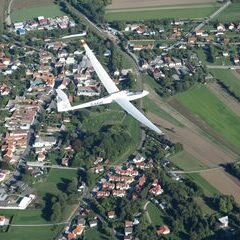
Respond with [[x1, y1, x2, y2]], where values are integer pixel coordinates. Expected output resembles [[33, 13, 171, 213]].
[[106, 4, 218, 21], [175, 85, 240, 150], [11, 4, 64, 22], [170, 151, 207, 171], [85, 228, 106, 240], [210, 69, 240, 98], [82, 109, 126, 132], [216, 3, 240, 21], [147, 202, 164, 226], [0, 226, 61, 240]]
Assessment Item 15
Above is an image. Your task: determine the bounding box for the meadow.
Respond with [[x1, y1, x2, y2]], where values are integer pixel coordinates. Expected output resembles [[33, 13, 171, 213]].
[[175, 85, 240, 151], [106, 4, 218, 21], [210, 69, 240, 98]]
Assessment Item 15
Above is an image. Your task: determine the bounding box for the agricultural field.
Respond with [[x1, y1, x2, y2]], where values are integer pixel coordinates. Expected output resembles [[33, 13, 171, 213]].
[[216, 2, 240, 21], [143, 97, 183, 127], [210, 69, 240, 98], [0, 169, 77, 240], [188, 172, 219, 196], [11, 0, 64, 22], [106, 3, 218, 21], [107, 0, 216, 10], [170, 151, 219, 196], [170, 151, 207, 171], [174, 85, 240, 152]]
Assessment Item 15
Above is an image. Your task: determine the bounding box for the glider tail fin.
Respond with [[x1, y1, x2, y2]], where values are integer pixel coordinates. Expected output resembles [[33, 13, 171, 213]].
[[56, 89, 72, 112]]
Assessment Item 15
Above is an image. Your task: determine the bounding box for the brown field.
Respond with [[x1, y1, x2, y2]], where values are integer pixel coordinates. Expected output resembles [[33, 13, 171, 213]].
[[12, 0, 54, 11], [201, 170, 240, 203], [107, 0, 216, 9]]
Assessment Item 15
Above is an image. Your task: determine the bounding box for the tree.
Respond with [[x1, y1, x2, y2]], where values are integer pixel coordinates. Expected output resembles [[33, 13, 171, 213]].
[[67, 178, 78, 194], [51, 202, 62, 222]]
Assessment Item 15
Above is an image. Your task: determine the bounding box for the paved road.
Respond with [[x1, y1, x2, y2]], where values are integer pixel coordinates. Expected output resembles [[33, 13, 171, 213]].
[[5, 0, 13, 27]]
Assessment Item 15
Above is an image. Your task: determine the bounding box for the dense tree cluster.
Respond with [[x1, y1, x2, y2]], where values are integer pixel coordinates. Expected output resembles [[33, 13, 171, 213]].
[[67, 0, 111, 22], [71, 125, 132, 168]]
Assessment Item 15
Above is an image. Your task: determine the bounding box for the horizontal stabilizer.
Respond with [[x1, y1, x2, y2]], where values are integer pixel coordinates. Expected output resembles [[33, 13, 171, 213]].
[[56, 89, 71, 112]]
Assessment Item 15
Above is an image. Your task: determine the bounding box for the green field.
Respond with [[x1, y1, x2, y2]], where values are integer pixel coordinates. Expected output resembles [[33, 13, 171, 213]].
[[147, 202, 164, 226], [106, 4, 218, 21], [170, 151, 207, 171], [216, 3, 240, 21], [210, 69, 240, 98], [175, 85, 240, 151], [11, 4, 64, 22], [0, 169, 77, 240], [0, 226, 61, 240], [188, 173, 219, 196]]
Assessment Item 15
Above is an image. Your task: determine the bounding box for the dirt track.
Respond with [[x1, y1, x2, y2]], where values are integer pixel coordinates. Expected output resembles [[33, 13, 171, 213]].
[[107, 0, 215, 9]]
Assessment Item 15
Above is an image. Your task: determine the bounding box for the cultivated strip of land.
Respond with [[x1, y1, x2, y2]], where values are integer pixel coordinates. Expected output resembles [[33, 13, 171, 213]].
[[107, 0, 216, 9]]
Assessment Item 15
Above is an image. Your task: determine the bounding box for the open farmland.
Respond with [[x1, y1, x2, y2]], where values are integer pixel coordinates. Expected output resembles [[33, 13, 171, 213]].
[[216, 2, 240, 21], [107, 0, 216, 10], [11, 0, 64, 22], [210, 69, 240, 99], [106, 4, 218, 21], [173, 85, 240, 153]]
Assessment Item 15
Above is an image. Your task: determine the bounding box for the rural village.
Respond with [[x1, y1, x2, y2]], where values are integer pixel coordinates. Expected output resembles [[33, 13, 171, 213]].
[[0, 0, 240, 240]]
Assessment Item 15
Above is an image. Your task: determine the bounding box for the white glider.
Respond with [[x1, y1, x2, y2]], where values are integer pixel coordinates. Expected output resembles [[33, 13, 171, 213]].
[[56, 40, 163, 135]]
